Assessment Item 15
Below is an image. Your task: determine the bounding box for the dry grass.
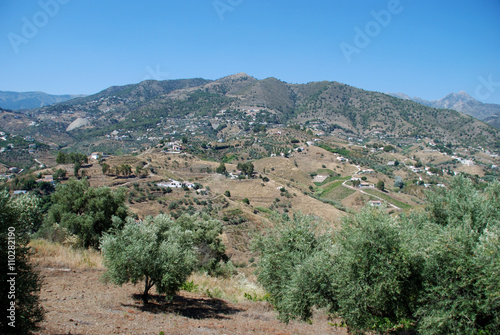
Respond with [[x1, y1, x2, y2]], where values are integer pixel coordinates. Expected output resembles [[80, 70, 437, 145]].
[[29, 239, 104, 270], [187, 272, 267, 304], [29, 238, 265, 304]]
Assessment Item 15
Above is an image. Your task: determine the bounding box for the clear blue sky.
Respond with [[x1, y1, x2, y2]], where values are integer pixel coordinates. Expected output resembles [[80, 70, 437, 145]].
[[1, 0, 499, 103]]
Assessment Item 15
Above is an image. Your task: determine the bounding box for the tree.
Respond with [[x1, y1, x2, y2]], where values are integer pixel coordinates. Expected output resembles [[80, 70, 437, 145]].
[[101, 163, 110, 175], [394, 176, 404, 189], [253, 214, 336, 323], [333, 209, 422, 333], [224, 190, 231, 197], [101, 215, 196, 304], [216, 162, 227, 175], [120, 164, 132, 177], [254, 176, 500, 334], [0, 191, 44, 334], [237, 162, 254, 177], [376, 180, 385, 191], [56, 151, 67, 164], [383, 145, 395, 152], [53, 168, 66, 181], [73, 161, 81, 178], [242, 198, 250, 205], [40, 178, 127, 248], [101, 213, 226, 303]]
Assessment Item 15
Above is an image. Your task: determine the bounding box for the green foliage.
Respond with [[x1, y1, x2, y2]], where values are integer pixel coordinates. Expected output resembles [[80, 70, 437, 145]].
[[53, 168, 67, 181], [255, 176, 500, 334], [0, 191, 44, 334], [318, 144, 350, 157], [383, 145, 395, 152], [174, 213, 227, 274], [40, 178, 128, 248], [216, 162, 227, 174], [101, 214, 197, 304], [376, 180, 385, 191], [242, 198, 250, 205], [253, 214, 337, 323], [394, 176, 404, 189], [224, 190, 231, 197], [237, 162, 254, 177], [56, 151, 88, 165], [334, 209, 422, 333], [101, 212, 226, 303]]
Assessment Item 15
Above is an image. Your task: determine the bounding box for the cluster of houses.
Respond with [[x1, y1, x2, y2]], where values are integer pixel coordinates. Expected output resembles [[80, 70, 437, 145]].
[[157, 179, 195, 189]]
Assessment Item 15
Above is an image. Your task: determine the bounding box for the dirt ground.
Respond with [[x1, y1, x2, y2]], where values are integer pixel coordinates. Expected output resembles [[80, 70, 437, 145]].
[[34, 264, 347, 335]]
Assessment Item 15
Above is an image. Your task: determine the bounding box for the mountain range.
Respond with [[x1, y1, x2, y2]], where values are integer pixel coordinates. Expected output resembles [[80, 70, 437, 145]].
[[0, 91, 86, 110], [4, 73, 500, 153], [388, 91, 500, 127]]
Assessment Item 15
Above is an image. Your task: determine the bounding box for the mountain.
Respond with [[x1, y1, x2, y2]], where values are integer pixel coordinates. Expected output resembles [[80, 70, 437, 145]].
[[0, 91, 86, 110], [388, 91, 500, 122], [17, 74, 500, 152], [484, 114, 500, 130]]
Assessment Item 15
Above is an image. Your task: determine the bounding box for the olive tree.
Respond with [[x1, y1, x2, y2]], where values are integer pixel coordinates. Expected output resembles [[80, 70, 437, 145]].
[[101, 213, 226, 304], [0, 191, 44, 334], [253, 214, 337, 323], [41, 178, 127, 248], [101, 214, 197, 304]]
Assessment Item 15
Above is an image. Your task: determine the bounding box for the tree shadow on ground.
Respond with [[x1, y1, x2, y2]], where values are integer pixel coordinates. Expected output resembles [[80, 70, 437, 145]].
[[123, 293, 243, 320]]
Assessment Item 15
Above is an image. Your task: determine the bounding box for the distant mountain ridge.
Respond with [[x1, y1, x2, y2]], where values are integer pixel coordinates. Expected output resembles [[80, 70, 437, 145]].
[[25, 73, 499, 152], [388, 91, 500, 123], [0, 91, 86, 110]]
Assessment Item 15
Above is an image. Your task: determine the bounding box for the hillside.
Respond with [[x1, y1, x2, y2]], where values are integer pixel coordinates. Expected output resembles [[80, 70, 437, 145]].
[[0, 90, 85, 110], [11, 74, 500, 154]]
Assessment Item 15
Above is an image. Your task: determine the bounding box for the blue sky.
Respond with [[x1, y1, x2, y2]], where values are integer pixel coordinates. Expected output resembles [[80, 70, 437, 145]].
[[0, 0, 499, 103]]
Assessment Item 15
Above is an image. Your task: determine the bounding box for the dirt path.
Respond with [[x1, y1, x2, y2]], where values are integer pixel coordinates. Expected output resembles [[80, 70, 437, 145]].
[[34, 265, 347, 335], [342, 179, 401, 210]]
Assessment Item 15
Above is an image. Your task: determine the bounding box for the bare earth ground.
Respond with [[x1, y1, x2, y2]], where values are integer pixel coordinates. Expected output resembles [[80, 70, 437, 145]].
[[34, 264, 347, 335]]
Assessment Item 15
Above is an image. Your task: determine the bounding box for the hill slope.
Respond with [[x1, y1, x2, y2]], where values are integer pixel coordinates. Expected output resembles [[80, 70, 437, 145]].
[[18, 74, 500, 152]]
